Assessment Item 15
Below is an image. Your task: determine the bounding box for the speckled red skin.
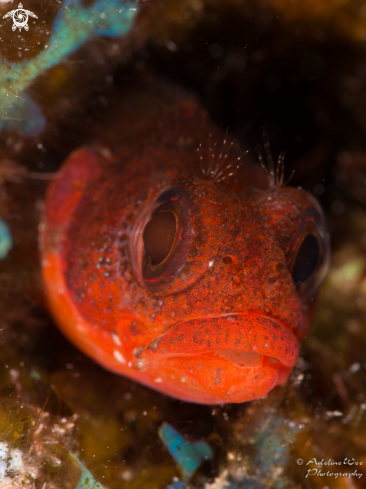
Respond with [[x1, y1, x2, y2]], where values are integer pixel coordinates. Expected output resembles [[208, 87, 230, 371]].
[[41, 83, 326, 404]]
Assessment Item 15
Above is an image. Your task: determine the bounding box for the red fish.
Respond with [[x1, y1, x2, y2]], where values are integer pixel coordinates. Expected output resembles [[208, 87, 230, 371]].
[[40, 82, 330, 404]]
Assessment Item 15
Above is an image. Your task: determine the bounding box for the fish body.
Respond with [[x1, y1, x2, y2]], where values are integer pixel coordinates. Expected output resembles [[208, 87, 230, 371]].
[[41, 81, 330, 404]]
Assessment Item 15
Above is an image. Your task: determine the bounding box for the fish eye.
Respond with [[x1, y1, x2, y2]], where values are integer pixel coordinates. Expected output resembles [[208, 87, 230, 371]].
[[288, 207, 330, 301], [130, 187, 193, 291], [143, 210, 177, 266], [291, 233, 320, 284]]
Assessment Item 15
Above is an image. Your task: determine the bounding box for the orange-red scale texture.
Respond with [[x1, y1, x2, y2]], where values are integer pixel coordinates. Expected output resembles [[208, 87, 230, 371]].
[[41, 80, 327, 404]]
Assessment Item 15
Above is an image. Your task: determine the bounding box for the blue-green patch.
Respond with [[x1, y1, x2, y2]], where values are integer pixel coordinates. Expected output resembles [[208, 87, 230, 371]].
[[0, 218, 12, 259], [69, 453, 105, 489], [159, 422, 213, 482], [0, 0, 138, 136]]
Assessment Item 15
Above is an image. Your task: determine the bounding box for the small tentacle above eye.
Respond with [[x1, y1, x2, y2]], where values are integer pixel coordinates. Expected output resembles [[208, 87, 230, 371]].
[[258, 131, 294, 189], [198, 131, 249, 183]]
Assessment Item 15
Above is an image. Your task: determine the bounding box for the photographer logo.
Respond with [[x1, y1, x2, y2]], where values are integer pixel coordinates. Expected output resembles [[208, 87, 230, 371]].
[[3, 3, 38, 31]]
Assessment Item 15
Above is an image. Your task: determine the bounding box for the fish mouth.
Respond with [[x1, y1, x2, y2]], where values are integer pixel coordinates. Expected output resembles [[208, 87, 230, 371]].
[[141, 314, 299, 366], [138, 314, 299, 403]]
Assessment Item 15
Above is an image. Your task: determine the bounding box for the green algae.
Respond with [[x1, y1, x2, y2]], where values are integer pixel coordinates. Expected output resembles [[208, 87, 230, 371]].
[[0, 398, 82, 488], [0, 0, 138, 135]]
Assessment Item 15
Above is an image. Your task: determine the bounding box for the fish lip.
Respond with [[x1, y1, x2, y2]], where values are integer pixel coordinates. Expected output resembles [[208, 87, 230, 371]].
[[140, 313, 299, 368]]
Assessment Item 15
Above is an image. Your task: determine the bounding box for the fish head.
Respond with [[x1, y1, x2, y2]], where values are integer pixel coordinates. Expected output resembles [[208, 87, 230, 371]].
[[125, 178, 330, 403], [42, 138, 330, 404]]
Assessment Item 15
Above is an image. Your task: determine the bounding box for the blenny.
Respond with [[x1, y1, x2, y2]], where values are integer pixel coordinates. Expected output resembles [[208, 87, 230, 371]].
[[41, 78, 330, 404]]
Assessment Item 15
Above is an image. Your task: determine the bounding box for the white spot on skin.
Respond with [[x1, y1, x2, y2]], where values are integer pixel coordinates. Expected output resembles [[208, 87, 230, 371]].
[[132, 346, 143, 357], [76, 323, 86, 333], [112, 333, 122, 346], [136, 361, 146, 371], [114, 350, 126, 364], [209, 260, 215, 268], [154, 378, 162, 383]]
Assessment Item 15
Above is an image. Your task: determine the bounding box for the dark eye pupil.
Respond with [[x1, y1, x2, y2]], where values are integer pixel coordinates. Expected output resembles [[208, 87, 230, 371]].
[[292, 233, 319, 284], [143, 211, 177, 266]]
